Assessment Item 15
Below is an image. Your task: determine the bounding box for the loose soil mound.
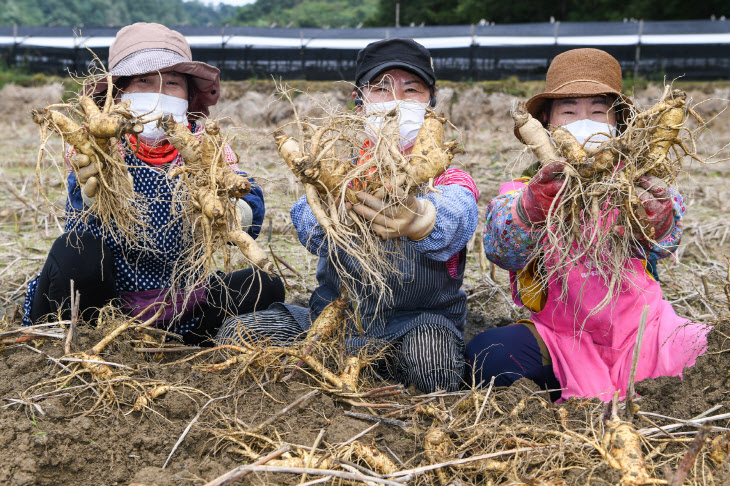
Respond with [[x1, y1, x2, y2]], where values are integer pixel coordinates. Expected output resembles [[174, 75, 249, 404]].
[[0, 314, 728, 485], [0, 321, 416, 485]]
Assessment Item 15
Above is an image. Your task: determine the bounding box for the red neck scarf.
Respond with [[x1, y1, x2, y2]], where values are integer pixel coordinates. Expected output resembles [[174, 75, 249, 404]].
[[127, 134, 180, 166], [352, 139, 378, 191]]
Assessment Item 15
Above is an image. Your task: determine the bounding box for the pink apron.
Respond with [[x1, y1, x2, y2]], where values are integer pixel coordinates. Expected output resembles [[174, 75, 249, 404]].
[[531, 258, 709, 401]]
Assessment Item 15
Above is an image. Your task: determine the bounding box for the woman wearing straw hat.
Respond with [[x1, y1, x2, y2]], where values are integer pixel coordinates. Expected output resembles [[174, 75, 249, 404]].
[[22, 23, 284, 344], [465, 48, 709, 401]]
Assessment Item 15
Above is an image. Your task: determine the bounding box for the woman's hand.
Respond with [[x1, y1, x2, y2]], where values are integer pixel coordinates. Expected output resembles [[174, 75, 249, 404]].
[[351, 192, 436, 241], [612, 176, 675, 246], [518, 161, 567, 225], [71, 153, 100, 199], [635, 175, 674, 240]]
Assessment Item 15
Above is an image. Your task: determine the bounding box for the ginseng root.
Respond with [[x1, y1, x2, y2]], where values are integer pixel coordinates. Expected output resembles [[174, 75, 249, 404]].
[[165, 117, 203, 166], [300, 290, 350, 349], [424, 427, 456, 484], [133, 384, 173, 412], [68, 307, 164, 383], [346, 441, 398, 475], [78, 95, 143, 140], [550, 125, 587, 164], [227, 230, 275, 275], [283, 293, 369, 392], [274, 129, 356, 202], [640, 90, 687, 179], [602, 397, 664, 485], [32, 109, 97, 159], [550, 126, 625, 178], [406, 110, 462, 189], [512, 101, 560, 165], [586, 138, 626, 175], [161, 116, 274, 276], [31, 74, 150, 247], [603, 419, 655, 485]]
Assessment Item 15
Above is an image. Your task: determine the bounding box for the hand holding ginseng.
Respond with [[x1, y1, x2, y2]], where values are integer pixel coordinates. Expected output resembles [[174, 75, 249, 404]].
[[352, 191, 436, 241], [273, 86, 462, 303], [518, 161, 567, 226], [70, 153, 100, 199], [636, 176, 674, 240], [31, 73, 155, 244], [613, 176, 674, 245]]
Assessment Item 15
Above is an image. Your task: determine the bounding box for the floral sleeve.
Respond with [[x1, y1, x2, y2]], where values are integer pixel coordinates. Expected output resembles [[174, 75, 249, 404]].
[[483, 188, 541, 272], [632, 186, 685, 260]]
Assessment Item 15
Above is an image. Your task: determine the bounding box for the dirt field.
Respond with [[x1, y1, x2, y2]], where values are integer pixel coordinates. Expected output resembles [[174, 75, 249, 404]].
[[0, 80, 729, 485]]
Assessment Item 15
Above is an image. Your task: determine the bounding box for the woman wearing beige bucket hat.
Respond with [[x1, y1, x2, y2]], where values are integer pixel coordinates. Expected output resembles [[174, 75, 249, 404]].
[[466, 48, 708, 402], [22, 23, 284, 345]]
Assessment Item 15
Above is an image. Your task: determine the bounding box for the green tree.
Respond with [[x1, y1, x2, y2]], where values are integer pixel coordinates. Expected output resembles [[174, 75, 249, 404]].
[[364, 0, 729, 26], [232, 0, 377, 28], [235, 0, 299, 26], [2, 0, 727, 29], [0, 0, 236, 27]]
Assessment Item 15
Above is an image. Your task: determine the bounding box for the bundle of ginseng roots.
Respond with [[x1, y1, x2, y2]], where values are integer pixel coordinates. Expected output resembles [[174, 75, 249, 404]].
[[161, 116, 275, 294], [273, 89, 460, 306], [513, 87, 705, 310], [31, 73, 152, 247]]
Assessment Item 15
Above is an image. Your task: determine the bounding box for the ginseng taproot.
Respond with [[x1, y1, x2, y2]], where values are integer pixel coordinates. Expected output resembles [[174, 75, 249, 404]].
[[161, 116, 274, 277], [31, 78, 158, 246]]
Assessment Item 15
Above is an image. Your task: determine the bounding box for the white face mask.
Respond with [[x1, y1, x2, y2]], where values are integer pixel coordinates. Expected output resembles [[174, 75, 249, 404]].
[[365, 100, 427, 150], [121, 92, 189, 144], [561, 119, 617, 148]]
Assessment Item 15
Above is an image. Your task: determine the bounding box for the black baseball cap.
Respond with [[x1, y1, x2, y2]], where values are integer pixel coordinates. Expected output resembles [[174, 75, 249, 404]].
[[355, 38, 436, 87]]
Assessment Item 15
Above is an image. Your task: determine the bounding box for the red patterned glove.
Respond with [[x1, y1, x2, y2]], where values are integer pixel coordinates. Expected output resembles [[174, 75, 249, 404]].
[[518, 161, 567, 225], [636, 175, 674, 240]]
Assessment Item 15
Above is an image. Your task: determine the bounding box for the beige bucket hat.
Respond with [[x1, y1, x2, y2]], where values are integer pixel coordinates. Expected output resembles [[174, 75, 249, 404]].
[[517, 48, 632, 139], [91, 22, 221, 118]]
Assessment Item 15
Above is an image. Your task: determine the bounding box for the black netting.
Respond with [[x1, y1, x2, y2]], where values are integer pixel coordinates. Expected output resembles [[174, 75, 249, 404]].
[[1, 21, 728, 80]]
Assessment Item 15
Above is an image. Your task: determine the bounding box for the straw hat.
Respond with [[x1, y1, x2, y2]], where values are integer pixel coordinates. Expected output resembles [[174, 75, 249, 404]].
[[519, 48, 632, 138], [91, 23, 220, 118]]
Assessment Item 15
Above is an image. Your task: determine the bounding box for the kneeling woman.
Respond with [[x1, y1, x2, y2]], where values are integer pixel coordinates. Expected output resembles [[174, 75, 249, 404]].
[[23, 23, 284, 344], [217, 39, 480, 393], [466, 49, 709, 401]]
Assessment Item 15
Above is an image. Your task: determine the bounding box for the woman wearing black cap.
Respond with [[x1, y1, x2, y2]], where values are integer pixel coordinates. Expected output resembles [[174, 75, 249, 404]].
[[218, 39, 480, 394]]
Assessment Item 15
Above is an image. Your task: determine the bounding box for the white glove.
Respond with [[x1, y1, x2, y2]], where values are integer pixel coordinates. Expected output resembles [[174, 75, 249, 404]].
[[351, 192, 436, 241], [235, 199, 253, 232], [71, 153, 100, 206]]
